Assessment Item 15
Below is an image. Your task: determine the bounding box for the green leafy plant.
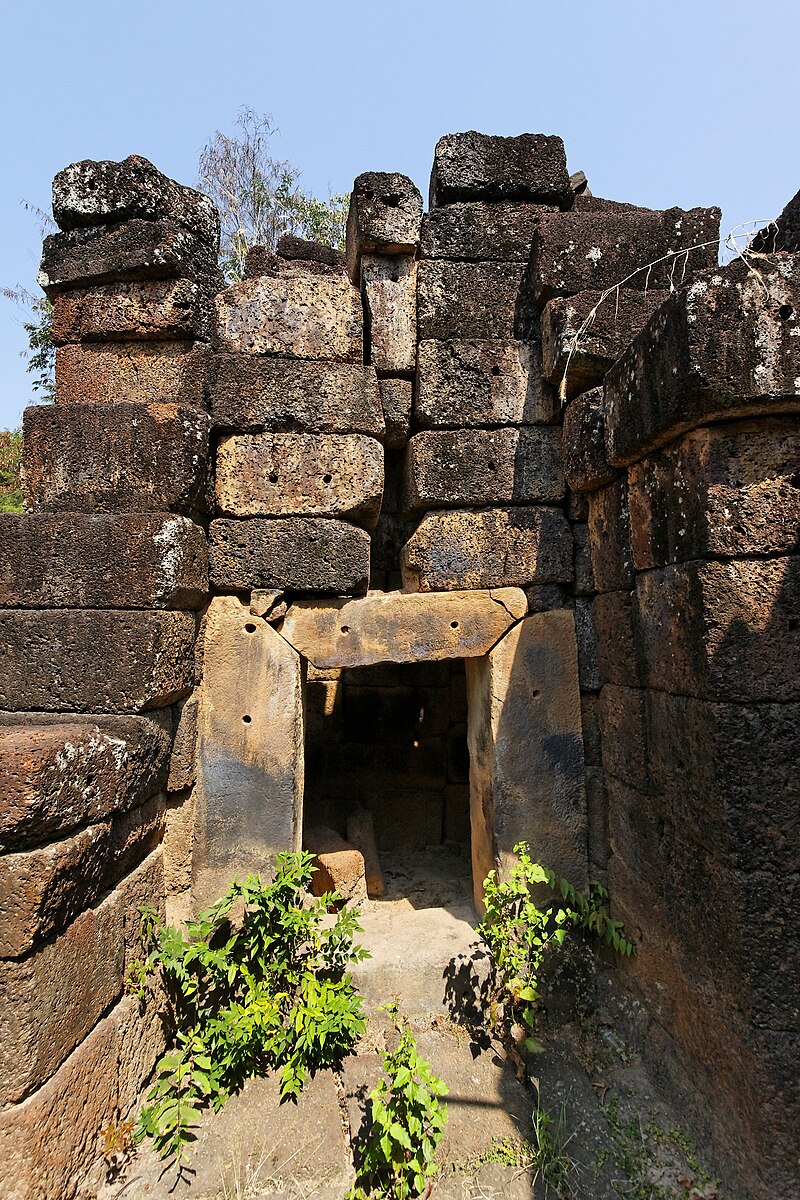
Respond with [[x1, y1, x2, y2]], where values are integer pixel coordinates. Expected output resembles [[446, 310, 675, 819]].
[[531, 1095, 577, 1198], [131, 852, 369, 1164], [349, 1019, 448, 1199], [0, 430, 23, 512], [480, 842, 635, 1031]]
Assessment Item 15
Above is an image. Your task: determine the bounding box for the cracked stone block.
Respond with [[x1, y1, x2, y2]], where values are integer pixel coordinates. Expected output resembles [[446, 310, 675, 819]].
[[55, 340, 212, 407], [279, 587, 527, 668], [417, 260, 525, 341], [402, 506, 573, 591], [541, 287, 668, 400], [211, 355, 383, 436], [0, 713, 171, 853], [0, 512, 207, 609], [215, 270, 363, 360], [210, 517, 370, 595], [628, 417, 800, 569], [23, 401, 210, 517], [214, 432, 383, 529], [416, 337, 558, 427], [346, 171, 423, 284], [403, 427, 564, 509], [605, 256, 800, 465], [362, 254, 417, 373], [52, 154, 220, 247], [527, 205, 721, 310], [420, 200, 556, 260], [51, 278, 214, 344], [0, 610, 197, 713], [562, 387, 617, 493], [39, 218, 219, 297], [592, 591, 640, 688], [429, 131, 571, 207]]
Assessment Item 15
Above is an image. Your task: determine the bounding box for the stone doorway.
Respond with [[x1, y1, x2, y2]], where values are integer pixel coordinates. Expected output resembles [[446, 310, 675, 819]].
[[191, 590, 588, 913]]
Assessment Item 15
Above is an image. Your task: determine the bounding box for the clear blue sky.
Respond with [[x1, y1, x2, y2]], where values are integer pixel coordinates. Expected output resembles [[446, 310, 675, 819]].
[[2, 0, 798, 429]]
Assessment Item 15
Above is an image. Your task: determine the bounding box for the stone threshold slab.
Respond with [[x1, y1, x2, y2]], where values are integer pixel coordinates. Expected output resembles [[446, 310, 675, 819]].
[[277, 587, 527, 669]]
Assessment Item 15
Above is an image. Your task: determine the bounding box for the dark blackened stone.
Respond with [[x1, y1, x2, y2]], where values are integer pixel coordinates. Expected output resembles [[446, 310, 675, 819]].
[[527, 206, 722, 309], [22, 402, 210, 518], [416, 260, 525, 341], [276, 235, 346, 268], [420, 202, 556, 262], [0, 513, 208, 610], [562, 388, 617, 493], [243, 245, 279, 277], [429, 132, 572, 208], [210, 517, 370, 595], [52, 155, 219, 248], [751, 187, 800, 253], [605, 255, 800, 466], [211, 355, 383, 437], [38, 219, 220, 297]]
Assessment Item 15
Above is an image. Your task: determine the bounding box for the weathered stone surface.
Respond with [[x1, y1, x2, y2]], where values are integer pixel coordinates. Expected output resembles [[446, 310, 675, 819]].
[[646, 691, 800, 875], [587, 478, 634, 591], [420, 200, 555, 261], [0, 1005, 119, 1200], [0, 713, 171, 851], [215, 271, 363, 360], [416, 337, 558, 427], [542, 287, 668, 399], [276, 234, 346, 267], [39, 218, 219, 297], [627, 417, 800, 569], [0, 610, 196, 713], [278, 587, 527, 668], [751, 187, 800, 254], [304, 826, 367, 904], [211, 354, 383, 436], [573, 523, 596, 596], [193, 597, 304, 907], [362, 253, 417, 372], [214, 432, 383, 529], [52, 154, 220, 245], [0, 512, 207, 608], [346, 808, 385, 896], [55, 339, 211, 407], [0, 897, 122, 1103], [635, 558, 800, 702], [0, 796, 164, 958], [605, 256, 800, 466], [23, 401, 210, 517], [167, 692, 198, 793], [346, 171, 423, 284], [575, 596, 600, 691], [417, 260, 525, 341], [466, 610, 587, 910], [51, 278, 213, 344], [210, 517, 370, 595], [403, 426, 564, 509], [593, 590, 640, 687], [402, 506, 573, 591], [527, 206, 721, 309], [430, 131, 571, 207], [562, 387, 617, 492], [599, 683, 647, 789], [378, 377, 412, 447]]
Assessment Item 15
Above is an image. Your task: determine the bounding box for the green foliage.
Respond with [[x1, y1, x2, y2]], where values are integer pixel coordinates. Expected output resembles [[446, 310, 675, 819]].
[[131, 852, 369, 1164], [480, 842, 635, 1021], [349, 1021, 448, 1199], [602, 1093, 721, 1200], [0, 429, 23, 512], [531, 1097, 577, 1198], [1, 286, 55, 403], [198, 107, 349, 281]]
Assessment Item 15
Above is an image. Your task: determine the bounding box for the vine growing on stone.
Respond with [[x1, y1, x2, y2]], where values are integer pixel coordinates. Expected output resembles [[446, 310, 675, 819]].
[[130, 852, 369, 1164]]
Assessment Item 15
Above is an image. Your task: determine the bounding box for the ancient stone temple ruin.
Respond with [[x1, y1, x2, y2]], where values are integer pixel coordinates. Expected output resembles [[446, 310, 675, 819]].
[[0, 133, 798, 1199]]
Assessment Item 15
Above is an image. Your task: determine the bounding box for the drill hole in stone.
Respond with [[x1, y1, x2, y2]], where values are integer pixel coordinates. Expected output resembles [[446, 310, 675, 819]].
[[340, 625, 350, 634], [487, 461, 496, 472], [244, 623, 257, 634], [450, 620, 459, 629], [322, 473, 333, 484], [268, 472, 279, 484], [490, 365, 502, 376], [778, 304, 794, 320], [242, 714, 252, 724], [382, 193, 401, 207]]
